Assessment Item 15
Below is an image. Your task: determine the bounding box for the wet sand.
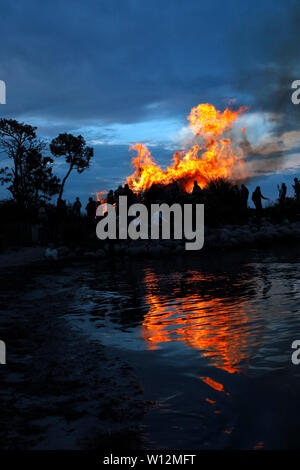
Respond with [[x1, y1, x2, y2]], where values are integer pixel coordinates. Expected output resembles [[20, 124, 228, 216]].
[[0, 261, 149, 450], [0, 246, 45, 268]]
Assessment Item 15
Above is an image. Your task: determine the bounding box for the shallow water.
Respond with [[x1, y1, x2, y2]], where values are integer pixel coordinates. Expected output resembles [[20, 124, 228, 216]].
[[54, 246, 300, 449]]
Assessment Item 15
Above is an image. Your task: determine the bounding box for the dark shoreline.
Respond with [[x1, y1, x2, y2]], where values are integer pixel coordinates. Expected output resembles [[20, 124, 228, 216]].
[[0, 262, 149, 450], [1, 217, 300, 270]]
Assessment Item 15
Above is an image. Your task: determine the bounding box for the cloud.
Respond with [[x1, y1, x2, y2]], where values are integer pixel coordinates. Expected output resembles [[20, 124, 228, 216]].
[[1, 0, 298, 129], [1, 0, 300, 200]]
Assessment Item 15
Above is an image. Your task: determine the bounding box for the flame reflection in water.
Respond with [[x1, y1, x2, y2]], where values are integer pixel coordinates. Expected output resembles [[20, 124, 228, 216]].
[[141, 268, 260, 374]]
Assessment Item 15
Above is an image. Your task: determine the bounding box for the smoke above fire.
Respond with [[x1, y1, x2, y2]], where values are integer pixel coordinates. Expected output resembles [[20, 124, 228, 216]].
[[127, 103, 248, 192]]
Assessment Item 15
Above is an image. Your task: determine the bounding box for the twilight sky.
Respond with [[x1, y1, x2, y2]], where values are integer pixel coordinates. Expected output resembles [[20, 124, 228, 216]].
[[0, 0, 300, 203]]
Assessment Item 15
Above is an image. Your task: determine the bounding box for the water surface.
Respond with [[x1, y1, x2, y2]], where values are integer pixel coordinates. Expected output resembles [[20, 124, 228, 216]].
[[61, 246, 300, 449]]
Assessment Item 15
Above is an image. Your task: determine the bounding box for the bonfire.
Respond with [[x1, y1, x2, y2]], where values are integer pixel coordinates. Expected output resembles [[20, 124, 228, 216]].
[[127, 103, 248, 193]]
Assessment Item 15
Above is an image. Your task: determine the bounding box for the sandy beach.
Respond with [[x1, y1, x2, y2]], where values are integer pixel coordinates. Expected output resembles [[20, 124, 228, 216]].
[[0, 259, 149, 450]]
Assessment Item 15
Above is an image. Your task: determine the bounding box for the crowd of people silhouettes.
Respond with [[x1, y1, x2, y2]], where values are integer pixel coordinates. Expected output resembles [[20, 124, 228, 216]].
[[63, 176, 300, 222]]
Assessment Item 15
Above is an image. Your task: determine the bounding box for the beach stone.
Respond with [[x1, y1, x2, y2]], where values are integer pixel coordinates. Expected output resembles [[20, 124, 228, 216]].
[[45, 247, 58, 261]]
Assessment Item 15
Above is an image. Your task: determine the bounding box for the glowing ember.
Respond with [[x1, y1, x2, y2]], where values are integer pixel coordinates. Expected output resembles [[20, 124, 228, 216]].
[[127, 103, 248, 193]]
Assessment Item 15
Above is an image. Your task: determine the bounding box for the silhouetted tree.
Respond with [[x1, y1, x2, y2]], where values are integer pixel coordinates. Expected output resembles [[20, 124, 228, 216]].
[[0, 119, 60, 207], [50, 133, 94, 205], [20, 148, 61, 207]]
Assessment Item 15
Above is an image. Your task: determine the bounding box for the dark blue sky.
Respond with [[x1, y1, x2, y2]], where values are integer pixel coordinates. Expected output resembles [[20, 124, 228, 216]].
[[0, 0, 300, 204]]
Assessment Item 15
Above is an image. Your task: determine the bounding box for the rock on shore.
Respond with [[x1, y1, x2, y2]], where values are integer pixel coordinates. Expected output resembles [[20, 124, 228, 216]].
[[42, 219, 300, 262]]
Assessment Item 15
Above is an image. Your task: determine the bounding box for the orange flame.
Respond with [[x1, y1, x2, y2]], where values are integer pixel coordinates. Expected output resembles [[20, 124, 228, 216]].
[[127, 103, 248, 192], [96, 190, 107, 202]]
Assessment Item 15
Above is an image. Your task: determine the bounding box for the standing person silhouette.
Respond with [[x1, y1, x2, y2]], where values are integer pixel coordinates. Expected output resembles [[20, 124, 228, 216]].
[[252, 186, 268, 217], [85, 197, 97, 221], [241, 184, 249, 210], [73, 197, 82, 217], [293, 178, 300, 201], [277, 183, 287, 204]]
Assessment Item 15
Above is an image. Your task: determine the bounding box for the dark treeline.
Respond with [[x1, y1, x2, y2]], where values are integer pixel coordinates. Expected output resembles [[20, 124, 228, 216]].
[[0, 118, 94, 247], [0, 118, 93, 211]]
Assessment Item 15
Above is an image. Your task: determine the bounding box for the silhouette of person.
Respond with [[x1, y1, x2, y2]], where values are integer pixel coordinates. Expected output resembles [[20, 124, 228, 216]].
[[241, 184, 249, 210], [73, 197, 82, 216], [107, 190, 115, 205], [191, 180, 203, 204], [293, 178, 300, 201], [123, 183, 138, 205], [85, 197, 97, 220], [252, 186, 268, 216], [192, 181, 202, 196], [114, 185, 123, 199], [277, 183, 287, 204], [192, 181, 202, 195], [232, 185, 241, 196]]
